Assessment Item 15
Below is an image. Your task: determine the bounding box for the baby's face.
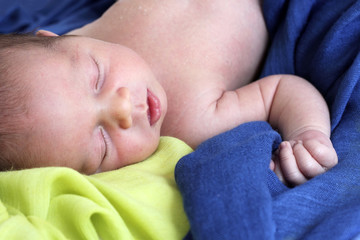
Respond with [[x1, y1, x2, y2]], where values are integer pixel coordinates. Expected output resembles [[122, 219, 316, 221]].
[[17, 36, 167, 174]]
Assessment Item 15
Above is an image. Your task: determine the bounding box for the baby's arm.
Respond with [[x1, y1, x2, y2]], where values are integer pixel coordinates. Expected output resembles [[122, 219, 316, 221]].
[[262, 75, 338, 186], [217, 74, 337, 186]]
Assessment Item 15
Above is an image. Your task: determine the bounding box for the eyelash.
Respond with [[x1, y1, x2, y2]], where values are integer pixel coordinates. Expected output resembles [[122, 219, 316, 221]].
[[99, 127, 110, 161], [93, 58, 104, 92]]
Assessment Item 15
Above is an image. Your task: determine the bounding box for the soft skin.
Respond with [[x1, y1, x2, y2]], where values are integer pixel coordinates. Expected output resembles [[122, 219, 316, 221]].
[[17, 35, 167, 174]]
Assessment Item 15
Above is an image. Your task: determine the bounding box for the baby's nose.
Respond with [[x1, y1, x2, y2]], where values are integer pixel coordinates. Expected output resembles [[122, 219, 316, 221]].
[[110, 87, 132, 129]]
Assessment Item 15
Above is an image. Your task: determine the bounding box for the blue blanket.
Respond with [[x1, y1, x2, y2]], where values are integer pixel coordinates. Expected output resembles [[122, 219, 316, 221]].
[[0, 0, 114, 34], [175, 0, 360, 239]]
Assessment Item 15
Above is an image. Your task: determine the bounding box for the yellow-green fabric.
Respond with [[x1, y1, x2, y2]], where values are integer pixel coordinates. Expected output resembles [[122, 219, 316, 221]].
[[0, 137, 192, 240]]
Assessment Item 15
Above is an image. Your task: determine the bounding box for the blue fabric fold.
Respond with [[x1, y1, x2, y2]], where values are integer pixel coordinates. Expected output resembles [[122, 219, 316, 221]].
[[0, 0, 115, 35], [176, 0, 360, 239], [176, 122, 282, 240]]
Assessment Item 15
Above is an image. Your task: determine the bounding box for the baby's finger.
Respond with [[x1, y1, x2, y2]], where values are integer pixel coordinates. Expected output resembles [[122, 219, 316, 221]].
[[278, 141, 307, 185], [293, 141, 326, 178], [270, 157, 285, 184], [269, 159, 275, 171], [302, 139, 338, 169]]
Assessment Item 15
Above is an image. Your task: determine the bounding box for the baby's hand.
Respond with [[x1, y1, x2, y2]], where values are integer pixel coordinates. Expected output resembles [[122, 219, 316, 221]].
[[270, 130, 338, 186]]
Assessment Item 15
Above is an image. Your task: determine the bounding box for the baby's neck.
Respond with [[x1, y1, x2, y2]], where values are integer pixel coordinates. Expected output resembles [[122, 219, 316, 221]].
[[68, 0, 268, 147]]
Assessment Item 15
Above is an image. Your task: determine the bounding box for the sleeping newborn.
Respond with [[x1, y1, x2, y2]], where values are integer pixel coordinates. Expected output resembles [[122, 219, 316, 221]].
[[0, 0, 337, 185]]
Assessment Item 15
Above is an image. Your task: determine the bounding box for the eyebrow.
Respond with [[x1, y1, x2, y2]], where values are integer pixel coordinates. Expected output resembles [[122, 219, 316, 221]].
[[39, 34, 73, 49], [43, 34, 80, 51], [69, 44, 81, 68], [52, 35, 82, 70]]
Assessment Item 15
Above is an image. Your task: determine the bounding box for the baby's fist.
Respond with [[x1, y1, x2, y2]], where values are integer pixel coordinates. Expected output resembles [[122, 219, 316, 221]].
[[273, 130, 338, 186]]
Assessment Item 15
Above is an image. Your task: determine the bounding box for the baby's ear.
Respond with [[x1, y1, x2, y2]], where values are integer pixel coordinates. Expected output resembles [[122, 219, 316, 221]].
[[36, 30, 59, 37]]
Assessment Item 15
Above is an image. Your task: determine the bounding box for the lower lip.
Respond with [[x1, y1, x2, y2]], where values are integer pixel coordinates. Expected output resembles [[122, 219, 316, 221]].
[[147, 89, 161, 126]]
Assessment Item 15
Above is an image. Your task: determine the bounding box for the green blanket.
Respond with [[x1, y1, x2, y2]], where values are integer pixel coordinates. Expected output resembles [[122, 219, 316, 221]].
[[0, 137, 192, 240]]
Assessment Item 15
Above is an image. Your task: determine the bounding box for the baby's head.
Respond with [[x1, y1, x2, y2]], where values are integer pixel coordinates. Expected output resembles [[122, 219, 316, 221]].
[[0, 31, 167, 174]]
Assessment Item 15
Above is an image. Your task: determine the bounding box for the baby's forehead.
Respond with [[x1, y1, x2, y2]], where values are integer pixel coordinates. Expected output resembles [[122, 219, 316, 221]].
[[9, 35, 79, 59], [10, 36, 73, 63]]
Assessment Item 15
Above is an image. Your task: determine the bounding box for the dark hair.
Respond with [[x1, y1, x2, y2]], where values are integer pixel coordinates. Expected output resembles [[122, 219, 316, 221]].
[[0, 33, 61, 170]]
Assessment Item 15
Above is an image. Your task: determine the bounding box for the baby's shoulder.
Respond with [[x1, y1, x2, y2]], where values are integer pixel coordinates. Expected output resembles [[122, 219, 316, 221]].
[[111, 0, 261, 19]]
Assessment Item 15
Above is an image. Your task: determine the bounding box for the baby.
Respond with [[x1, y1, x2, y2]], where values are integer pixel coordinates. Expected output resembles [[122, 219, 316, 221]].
[[0, 0, 337, 186]]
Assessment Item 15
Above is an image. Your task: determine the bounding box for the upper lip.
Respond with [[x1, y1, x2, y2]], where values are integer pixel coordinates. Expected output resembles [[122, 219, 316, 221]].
[[147, 89, 161, 126]]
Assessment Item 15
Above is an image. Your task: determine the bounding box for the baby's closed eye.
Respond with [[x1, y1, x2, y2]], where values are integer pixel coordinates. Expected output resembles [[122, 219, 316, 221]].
[[99, 126, 110, 162], [91, 56, 105, 93]]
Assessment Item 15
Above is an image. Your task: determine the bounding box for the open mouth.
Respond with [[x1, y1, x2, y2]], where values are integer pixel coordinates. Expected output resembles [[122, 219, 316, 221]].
[[147, 89, 161, 126]]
